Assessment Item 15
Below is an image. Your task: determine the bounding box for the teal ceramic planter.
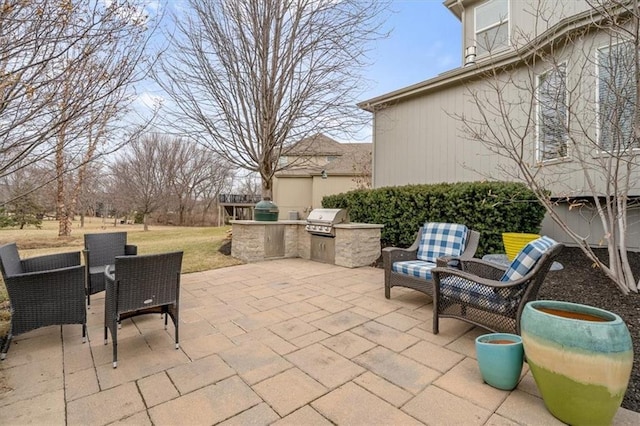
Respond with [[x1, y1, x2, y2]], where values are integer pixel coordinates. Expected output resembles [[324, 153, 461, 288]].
[[475, 333, 524, 391], [521, 300, 633, 425]]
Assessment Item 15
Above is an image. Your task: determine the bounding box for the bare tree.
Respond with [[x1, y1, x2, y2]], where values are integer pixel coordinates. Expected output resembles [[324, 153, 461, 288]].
[[110, 134, 170, 231], [155, 0, 389, 200], [1, 1, 159, 183], [162, 139, 235, 226], [455, 0, 640, 294], [46, 2, 162, 236]]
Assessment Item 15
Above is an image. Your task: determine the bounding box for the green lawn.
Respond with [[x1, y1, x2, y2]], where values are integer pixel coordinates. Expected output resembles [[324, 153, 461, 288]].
[[0, 220, 243, 336]]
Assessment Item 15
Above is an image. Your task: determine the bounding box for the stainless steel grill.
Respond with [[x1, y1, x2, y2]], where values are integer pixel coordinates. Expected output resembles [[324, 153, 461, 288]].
[[305, 208, 349, 237]]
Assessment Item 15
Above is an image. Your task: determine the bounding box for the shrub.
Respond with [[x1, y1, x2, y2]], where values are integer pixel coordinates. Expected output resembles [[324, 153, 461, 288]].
[[322, 181, 546, 255]]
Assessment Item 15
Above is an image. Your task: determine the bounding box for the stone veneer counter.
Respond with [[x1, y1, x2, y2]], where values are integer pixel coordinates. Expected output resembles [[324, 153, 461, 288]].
[[230, 220, 383, 268]]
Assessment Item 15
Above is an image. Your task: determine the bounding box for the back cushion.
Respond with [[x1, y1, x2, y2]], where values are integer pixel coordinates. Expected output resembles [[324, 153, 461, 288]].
[[500, 236, 557, 282], [416, 223, 469, 263], [0, 243, 24, 277]]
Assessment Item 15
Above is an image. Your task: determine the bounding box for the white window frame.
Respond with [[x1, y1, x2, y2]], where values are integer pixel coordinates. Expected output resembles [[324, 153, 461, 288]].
[[596, 41, 640, 153], [536, 63, 568, 163], [474, 0, 510, 56]]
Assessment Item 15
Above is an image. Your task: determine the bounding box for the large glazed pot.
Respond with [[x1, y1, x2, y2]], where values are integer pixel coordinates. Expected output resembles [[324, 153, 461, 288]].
[[521, 300, 633, 425]]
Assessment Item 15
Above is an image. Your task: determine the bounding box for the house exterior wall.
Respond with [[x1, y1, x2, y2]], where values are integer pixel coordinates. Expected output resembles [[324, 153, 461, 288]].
[[368, 1, 640, 249], [272, 176, 313, 219], [273, 175, 361, 220], [459, 0, 592, 64]]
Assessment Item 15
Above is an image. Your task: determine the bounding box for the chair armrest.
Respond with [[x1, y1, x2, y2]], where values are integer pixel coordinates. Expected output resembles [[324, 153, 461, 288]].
[[21, 251, 81, 273], [382, 246, 418, 266], [431, 265, 527, 289], [5, 265, 86, 296], [459, 258, 507, 280], [125, 245, 137, 255]]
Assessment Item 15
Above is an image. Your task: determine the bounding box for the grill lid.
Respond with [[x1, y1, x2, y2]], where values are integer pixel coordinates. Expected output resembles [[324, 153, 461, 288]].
[[306, 208, 349, 225], [305, 208, 349, 236]]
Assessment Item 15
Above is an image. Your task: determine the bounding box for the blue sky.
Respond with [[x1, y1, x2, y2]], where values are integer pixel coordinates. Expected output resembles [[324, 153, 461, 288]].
[[141, 0, 462, 142], [359, 0, 461, 102]]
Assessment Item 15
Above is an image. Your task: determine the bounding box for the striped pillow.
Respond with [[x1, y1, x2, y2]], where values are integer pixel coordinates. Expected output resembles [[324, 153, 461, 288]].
[[500, 236, 557, 282]]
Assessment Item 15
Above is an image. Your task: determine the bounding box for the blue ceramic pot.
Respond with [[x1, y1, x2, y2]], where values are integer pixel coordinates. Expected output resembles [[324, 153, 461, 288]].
[[475, 333, 524, 391], [521, 300, 633, 425]]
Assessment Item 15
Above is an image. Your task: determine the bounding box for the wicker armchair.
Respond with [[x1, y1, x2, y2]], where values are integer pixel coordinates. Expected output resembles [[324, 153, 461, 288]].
[[0, 243, 86, 360], [83, 232, 137, 307], [383, 223, 480, 300], [104, 251, 183, 368], [431, 240, 564, 335]]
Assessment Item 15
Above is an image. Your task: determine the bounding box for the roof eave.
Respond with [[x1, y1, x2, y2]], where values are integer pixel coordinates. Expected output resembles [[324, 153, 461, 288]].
[[358, 8, 604, 113]]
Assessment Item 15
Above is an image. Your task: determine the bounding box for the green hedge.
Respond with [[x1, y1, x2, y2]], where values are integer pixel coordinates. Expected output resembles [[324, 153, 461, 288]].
[[322, 181, 547, 256]]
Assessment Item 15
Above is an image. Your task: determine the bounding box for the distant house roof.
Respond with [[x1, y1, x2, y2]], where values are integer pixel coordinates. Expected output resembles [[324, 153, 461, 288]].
[[276, 134, 371, 177]]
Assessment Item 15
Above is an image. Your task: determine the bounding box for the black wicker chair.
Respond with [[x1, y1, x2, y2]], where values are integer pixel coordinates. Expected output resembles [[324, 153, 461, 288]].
[[0, 243, 86, 360], [431, 243, 564, 335], [104, 251, 183, 368], [83, 232, 137, 307]]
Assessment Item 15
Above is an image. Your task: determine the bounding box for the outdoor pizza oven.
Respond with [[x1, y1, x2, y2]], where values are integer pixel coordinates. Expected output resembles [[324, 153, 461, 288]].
[[305, 208, 349, 237]]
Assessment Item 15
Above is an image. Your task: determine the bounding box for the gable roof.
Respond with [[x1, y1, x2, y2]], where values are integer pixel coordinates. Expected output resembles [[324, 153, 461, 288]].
[[277, 134, 371, 177]]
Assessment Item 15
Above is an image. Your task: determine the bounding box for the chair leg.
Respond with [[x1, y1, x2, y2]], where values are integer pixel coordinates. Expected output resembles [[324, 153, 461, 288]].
[[0, 333, 12, 360], [104, 326, 108, 345], [112, 327, 118, 368], [82, 324, 87, 343], [385, 283, 391, 299]]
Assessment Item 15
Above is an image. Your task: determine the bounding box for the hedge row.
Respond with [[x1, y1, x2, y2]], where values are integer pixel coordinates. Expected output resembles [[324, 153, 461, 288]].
[[322, 181, 547, 256]]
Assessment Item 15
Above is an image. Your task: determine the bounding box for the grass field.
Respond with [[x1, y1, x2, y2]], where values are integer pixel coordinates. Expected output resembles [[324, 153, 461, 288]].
[[0, 219, 241, 273], [0, 219, 242, 335]]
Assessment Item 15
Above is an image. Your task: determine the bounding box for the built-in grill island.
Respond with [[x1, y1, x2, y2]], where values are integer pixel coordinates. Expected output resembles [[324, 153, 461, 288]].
[[230, 209, 382, 268], [305, 208, 349, 263]]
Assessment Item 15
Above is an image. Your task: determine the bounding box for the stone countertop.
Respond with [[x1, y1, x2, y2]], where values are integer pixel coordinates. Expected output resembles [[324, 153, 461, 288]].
[[334, 223, 384, 229], [230, 220, 383, 228]]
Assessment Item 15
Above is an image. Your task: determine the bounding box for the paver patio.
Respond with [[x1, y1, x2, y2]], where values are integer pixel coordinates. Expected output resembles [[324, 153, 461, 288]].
[[0, 258, 638, 425]]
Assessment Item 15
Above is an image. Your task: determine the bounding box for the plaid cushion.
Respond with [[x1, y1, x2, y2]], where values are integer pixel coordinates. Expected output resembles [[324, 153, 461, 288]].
[[416, 223, 468, 263], [392, 260, 436, 280], [440, 276, 519, 314], [500, 236, 557, 282]]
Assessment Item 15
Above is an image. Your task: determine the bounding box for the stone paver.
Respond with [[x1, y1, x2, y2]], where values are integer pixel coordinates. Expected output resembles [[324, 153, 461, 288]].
[[312, 381, 423, 425], [252, 368, 326, 416], [286, 343, 365, 388], [354, 346, 440, 394], [148, 375, 261, 425], [1, 258, 639, 425]]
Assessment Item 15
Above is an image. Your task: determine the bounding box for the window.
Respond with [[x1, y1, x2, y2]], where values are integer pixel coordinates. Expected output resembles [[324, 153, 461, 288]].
[[537, 64, 568, 162], [597, 42, 639, 152], [475, 0, 509, 55]]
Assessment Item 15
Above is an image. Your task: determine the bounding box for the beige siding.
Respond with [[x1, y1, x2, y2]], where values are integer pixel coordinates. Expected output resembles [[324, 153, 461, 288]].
[[273, 176, 313, 219], [541, 205, 640, 251], [461, 1, 592, 65], [273, 175, 362, 220]]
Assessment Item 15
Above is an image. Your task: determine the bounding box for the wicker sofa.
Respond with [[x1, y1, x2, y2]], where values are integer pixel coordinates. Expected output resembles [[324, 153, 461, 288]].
[[383, 223, 480, 300]]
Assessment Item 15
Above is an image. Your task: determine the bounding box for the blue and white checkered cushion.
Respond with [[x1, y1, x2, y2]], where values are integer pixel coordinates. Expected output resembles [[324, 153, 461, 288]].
[[440, 276, 519, 314], [416, 223, 468, 263], [392, 260, 436, 280], [500, 236, 557, 282]]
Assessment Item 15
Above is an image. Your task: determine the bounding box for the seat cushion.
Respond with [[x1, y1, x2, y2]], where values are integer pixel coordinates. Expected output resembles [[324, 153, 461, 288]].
[[440, 276, 519, 314], [500, 236, 557, 282], [392, 260, 436, 281], [416, 223, 468, 263]]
